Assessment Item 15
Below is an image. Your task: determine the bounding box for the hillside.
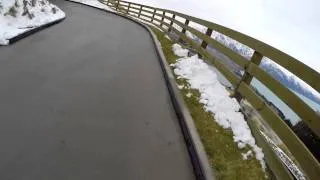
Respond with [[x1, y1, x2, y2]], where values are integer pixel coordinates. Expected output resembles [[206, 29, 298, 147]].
[[0, 0, 65, 45]]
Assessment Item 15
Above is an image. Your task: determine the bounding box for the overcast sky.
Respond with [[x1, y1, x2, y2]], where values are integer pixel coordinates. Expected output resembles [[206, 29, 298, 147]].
[[127, 0, 320, 73]]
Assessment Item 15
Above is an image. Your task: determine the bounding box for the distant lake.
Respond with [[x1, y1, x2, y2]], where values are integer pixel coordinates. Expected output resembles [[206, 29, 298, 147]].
[[251, 79, 320, 126]]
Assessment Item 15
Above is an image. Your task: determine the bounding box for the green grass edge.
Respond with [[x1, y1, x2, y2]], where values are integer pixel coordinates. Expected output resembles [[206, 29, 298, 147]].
[[149, 26, 271, 180]]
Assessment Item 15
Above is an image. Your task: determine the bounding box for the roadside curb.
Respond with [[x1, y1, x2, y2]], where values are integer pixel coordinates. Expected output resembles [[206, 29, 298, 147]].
[[4, 17, 66, 45], [65, 1, 215, 180], [147, 27, 216, 180]]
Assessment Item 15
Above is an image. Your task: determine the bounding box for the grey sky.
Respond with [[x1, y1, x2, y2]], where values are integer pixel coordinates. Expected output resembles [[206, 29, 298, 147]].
[[128, 0, 320, 73]]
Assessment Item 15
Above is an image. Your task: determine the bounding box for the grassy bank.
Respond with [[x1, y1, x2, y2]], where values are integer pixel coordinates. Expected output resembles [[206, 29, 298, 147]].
[[150, 26, 270, 180]]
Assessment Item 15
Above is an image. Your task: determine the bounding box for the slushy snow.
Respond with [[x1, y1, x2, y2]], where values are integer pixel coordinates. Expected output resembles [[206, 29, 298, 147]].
[[70, 0, 113, 11], [172, 44, 189, 57], [0, 0, 65, 45], [171, 43, 266, 170]]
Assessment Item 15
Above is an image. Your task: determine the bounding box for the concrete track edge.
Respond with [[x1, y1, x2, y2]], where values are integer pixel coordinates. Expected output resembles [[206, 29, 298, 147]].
[[3, 17, 66, 45], [65, 1, 215, 180]]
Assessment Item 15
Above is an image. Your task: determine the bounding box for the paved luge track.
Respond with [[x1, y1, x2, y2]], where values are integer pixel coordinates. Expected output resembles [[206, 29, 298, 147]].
[[0, 1, 195, 179]]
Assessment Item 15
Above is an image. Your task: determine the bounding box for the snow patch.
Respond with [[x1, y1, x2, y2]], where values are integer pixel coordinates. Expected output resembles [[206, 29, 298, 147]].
[[186, 92, 192, 98], [70, 0, 113, 11], [172, 43, 266, 170], [242, 150, 253, 160], [165, 34, 171, 40], [177, 84, 185, 89], [172, 44, 188, 57], [0, 0, 65, 45]]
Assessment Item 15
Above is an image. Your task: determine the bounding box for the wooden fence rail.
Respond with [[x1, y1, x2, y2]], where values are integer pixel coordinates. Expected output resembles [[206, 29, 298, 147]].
[[102, 0, 320, 179]]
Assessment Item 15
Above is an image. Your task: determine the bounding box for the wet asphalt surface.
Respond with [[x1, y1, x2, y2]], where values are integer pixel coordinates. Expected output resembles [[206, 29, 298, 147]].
[[0, 1, 195, 179]]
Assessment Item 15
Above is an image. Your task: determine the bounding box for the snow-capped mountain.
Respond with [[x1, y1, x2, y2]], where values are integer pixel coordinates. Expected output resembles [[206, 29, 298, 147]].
[[260, 60, 320, 105], [205, 30, 320, 105]]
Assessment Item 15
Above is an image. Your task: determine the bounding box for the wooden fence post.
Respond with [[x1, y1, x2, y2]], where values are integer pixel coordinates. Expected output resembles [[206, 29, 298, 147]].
[[181, 19, 189, 34], [201, 28, 213, 49], [234, 51, 263, 102], [198, 28, 213, 58], [179, 19, 189, 43], [127, 3, 130, 14], [151, 9, 156, 22], [160, 11, 165, 27], [138, 6, 142, 18], [168, 14, 175, 32], [116, 0, 119, 11]]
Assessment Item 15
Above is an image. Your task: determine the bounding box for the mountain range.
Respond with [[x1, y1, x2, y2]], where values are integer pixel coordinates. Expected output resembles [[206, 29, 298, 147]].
[[206, 31, 320, 106]]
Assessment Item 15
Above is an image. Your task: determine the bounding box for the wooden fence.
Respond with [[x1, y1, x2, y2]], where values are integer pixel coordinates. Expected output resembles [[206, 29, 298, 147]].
[[102, 0, 320, 179]]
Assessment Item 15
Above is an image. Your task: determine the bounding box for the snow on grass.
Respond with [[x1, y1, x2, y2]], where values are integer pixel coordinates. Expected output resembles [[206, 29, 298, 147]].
[[177, 84, 185, 89], [0, 0, 65, 45], [70, 0, 114, 11], [165, 34, 171, 40], [172, 44, 189, 57], [186, 92, 192, 98], [171, 43, 266, 170], [242, 150, 253, 160]]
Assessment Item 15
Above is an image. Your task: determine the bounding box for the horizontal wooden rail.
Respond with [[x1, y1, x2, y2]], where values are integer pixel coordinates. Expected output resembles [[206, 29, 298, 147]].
[[161, 9, 320, 94], [141, 7, 154, 14], [246, 115, 294, 180], [103, 0, 320, 179], [128, 5, 140, 11], [247, 63, 320, 134], [163, 15, 248, 68], [121, 0, 320, 94], [238, 81, 319, 179]]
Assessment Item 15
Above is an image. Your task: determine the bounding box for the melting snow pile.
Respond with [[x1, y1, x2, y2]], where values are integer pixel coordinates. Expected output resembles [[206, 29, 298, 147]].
[[171, 44, 266, 170], [70, 0, 113, 11], [172, 44, 188, 57], [0, 0, 65, 45]]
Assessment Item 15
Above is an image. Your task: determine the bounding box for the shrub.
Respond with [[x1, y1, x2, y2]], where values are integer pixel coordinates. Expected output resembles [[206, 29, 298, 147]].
[[32, 0, 37, 7], [5, 6, 18, 17], [0, 2, 3, 14], [52, 7, 57, 14], [15, 0, 19, 7]]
